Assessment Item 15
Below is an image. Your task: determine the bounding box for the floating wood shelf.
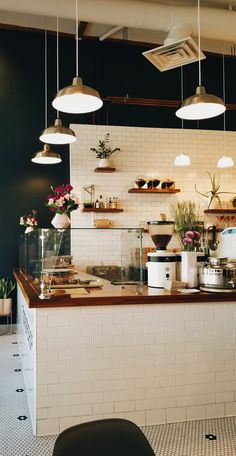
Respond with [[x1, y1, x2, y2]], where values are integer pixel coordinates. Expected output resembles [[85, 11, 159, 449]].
[[204, 209, 236, 214], [82, 208, 123, 213], [94, 167, 116, 173], [128, 188, 180, 194]]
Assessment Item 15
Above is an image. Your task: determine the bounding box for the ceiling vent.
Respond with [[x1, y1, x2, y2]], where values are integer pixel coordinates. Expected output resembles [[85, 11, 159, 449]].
[[143, 36, 206, 72]]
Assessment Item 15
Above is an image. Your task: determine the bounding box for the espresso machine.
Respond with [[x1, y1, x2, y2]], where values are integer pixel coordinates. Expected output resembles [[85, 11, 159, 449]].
[[146, 220, 176, 288]]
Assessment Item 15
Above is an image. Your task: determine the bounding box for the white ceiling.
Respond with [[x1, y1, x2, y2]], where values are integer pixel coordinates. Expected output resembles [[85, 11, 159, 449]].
[[0, 0, 236, 54]]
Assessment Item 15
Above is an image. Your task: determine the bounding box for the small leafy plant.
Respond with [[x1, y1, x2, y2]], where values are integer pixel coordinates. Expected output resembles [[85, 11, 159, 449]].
[[195, 172, 235, 209], [0, 278, 15, 299], [90, 133, 120, 159]]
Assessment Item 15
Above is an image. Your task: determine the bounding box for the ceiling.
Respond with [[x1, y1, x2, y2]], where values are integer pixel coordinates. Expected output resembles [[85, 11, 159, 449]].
[[0, 0, 236, 54]]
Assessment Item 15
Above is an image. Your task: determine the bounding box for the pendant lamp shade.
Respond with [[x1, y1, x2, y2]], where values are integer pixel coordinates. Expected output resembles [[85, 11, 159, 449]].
[[175, 0, 225, 121], [39, 118, 76, 144], [217, 155, 234, 168], [174, 153, 191, 166], [176, 85, 226, 120], [52, 76, 103, 114], [31, 144, 62, 164]]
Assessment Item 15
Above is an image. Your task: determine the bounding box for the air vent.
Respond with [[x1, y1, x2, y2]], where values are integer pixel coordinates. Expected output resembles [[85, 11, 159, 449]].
[[143, 37, 206, 72]]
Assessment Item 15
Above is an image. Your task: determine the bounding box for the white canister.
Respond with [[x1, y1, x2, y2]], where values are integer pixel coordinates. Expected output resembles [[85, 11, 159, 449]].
[[181, 251, 198, 288]]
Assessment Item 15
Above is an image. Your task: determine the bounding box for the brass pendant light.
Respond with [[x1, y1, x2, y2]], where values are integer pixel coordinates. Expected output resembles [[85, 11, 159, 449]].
[[31, 143, 62, 164], [52, 0, 103, 114], [40, 5, 76, 144], [32, 28, 61, 164], [176, 0, 225, 121]]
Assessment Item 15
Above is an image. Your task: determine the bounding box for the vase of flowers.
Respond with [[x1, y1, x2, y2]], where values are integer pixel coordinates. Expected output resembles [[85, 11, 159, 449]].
[[46, 184, 80, 229], [20, 209, 38, 233], [170, 200, 204, 249], [90, 132, 120, 168]]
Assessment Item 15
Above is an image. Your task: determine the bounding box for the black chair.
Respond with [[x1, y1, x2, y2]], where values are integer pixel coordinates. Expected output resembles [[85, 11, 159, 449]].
[[52, 418, 156, 456]]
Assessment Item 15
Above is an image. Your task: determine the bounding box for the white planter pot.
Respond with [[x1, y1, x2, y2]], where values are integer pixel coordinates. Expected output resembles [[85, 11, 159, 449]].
[[0, 298, 12, 316], [98, 158, 111, 168], [25, 227, 34, 233], [51, 213, 71, 229]]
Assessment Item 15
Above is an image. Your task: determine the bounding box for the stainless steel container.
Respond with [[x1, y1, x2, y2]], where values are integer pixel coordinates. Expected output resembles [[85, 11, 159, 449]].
[[199, 258, 236, 292]]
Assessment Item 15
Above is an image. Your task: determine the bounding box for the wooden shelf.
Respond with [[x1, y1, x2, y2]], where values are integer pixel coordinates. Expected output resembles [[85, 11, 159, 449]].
[[204, 209, 236, 214], [128, 188, 180, 194], [94, 167, 116, 173], [82, 208, 123, 213]]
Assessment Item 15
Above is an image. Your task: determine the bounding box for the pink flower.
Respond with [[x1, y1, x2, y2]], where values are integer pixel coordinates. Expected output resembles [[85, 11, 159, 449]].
[[185, 231, 195, 239], [183, 237, 192, 245]]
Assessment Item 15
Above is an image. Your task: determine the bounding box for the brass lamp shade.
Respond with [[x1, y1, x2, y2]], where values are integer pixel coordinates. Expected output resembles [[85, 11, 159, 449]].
[[31, 144, 62, 164], [52, 76, 103, 114], [39, 118, 76, 145], [176, 85, 226, 120]]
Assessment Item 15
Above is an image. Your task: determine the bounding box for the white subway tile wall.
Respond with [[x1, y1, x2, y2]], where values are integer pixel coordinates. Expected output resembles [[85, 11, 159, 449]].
[[70, 124, 236, 269], [17, 290, 236, 436]]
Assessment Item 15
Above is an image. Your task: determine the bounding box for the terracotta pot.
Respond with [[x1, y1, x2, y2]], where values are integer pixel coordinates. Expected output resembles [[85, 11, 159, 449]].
[[0, 298, 12, 316], [51, 213, 71, 229]]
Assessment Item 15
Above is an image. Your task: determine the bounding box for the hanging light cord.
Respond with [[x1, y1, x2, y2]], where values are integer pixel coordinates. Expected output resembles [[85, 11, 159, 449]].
[[197, 0, 201, 86], [56, 0, 59, 118], [181, 66, 184, 130], [223, 53, 226, 132], [75, 0, 79, 77], [44, 28, 48, 129]]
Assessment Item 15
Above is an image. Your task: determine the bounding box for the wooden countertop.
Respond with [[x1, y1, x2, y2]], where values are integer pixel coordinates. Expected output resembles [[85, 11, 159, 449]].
[[14, 269, 236, 308]]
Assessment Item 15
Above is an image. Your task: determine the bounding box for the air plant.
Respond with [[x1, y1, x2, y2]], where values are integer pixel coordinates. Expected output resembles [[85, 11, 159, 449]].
[[195, 172, 235, 209]]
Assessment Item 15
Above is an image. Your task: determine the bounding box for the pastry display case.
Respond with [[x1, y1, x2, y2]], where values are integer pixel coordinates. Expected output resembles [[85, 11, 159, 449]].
[[18, 228, 143, 299]]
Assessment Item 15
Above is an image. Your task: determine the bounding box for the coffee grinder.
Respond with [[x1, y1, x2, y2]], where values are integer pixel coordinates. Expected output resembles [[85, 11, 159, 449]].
[[147, 220, 176, 287]]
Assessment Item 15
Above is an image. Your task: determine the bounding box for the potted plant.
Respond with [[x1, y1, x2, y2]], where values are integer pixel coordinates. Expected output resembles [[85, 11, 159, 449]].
[[46, 184, 80, 229], [0, 278, 15, 316], [195, 172, 235, 209], [170, 200, 204, 249], [90, 133, 120, 168], [19, 209, 38, 233]]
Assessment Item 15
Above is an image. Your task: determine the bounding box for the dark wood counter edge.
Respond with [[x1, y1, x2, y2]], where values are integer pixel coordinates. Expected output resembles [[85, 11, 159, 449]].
[[14, 269, 236, 308]]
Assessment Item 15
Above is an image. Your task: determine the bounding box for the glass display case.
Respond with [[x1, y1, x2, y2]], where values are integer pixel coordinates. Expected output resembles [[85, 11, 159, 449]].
[[18, 228, 143, 299]]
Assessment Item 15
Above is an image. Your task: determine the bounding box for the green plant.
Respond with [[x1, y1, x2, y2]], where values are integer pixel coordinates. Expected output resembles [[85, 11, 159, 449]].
[[170, 200, 202, 234], [195, 172, 234, 209], [90, 133, 120, 159], [0, 278, 15, 299]]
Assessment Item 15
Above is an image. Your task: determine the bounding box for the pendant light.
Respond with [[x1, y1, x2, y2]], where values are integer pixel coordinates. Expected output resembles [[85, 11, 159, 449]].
[[52, 0, 103, 114], [31, 143, 62, 164], [31, 28, 61, 164], [217, 54, 234, 168], [40, 4, 76, 144], [176, 0, 225, 121], [174, 67, 191, 166]]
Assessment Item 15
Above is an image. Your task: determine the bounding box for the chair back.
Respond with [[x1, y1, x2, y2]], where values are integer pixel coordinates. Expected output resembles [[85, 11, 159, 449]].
[[53, 418, 155, 456]]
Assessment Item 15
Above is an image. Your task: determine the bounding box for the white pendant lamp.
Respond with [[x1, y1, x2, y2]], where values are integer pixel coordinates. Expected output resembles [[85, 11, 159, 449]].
[[176, 0, 225, 121], [31, 144, 62, 164], [40, 7, 76, 144], [32, 29, 62, 164], [217, 155, 234, 168], [52, 0, 103, 114], [174, 153, 191, 166], [174, 67, 191, 166], [217, 55, 234, 169]]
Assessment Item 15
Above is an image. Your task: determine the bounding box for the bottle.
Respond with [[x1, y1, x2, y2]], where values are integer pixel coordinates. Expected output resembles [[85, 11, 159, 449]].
[[112, 197, 117, 209], [108, 197, 112, 209], [95, 199, 99, 209], [99, 195, 104, 209], [104, 198, 109, 209]]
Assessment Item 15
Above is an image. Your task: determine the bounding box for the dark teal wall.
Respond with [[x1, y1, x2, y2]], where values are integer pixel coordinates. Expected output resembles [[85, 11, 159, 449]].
[[0, 27, 235, 285]]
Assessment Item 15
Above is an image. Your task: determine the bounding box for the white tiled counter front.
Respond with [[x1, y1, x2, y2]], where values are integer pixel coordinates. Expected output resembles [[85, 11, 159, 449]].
[[17, 287, 236, 436]]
